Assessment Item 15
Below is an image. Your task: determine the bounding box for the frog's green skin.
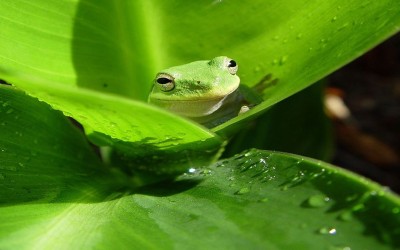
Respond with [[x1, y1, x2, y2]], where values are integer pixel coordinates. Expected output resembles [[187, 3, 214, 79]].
[[148, 56, 259, 128]]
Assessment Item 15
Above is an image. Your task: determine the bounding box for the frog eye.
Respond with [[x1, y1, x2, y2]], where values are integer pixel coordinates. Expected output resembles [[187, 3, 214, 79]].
[[227, 59, 238, 75], [155, 74, 175, 92]]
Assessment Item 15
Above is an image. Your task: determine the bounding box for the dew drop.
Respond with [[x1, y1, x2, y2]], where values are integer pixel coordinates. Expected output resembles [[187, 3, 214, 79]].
[[6, 109, 14, 114], [201, 169, 212, 175], [296, 33, 303, 39], [331, 16, 337, 22], [2, 101, 11, 107], [244, 152, 252, 157], [307, 194, 330, 208], [318, 227, 337, 235], [329, 228, 337, 235], [279, 56, 288, 65], [235, 187, 250, 195], [259, 197, 269, 202]]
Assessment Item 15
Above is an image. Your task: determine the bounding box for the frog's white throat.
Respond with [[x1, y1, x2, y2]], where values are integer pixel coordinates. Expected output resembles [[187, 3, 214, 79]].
[[152, 89, 242, 118]]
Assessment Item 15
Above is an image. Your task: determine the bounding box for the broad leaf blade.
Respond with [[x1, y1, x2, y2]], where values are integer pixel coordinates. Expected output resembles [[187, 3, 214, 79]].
[[1, 0, 399, 137], [193, 0, 400, 132], [1, 91, 398, 248], [0, 85, 109, 203], [1, 141, 399, 248], [0, 0, 156, 100], [0, 71, 221, 147]]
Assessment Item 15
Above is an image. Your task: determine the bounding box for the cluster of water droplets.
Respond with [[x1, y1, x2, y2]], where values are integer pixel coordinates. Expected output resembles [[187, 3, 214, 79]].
[[2, 99, 13, 112], [180, 146, 400, 247], [219, 150, 275, 199], [233, 150, 274, 179]]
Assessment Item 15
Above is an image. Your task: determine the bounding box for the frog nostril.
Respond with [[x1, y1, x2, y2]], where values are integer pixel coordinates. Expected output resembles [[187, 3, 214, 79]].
[[197, 80, 201, 84]]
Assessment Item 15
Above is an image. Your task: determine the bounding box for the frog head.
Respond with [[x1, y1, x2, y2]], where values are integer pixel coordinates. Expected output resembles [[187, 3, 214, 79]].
[[148, 56, 240, 117]]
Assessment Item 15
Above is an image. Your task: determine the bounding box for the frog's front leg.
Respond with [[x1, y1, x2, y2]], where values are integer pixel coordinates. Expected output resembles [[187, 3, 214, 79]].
[[237, 73, 279, 115], [239, 105, 251, 114]]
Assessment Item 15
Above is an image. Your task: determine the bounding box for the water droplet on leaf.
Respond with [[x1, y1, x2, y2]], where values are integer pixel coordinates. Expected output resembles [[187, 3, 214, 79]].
[[2, 101, 11, 107], [307, 194, 330, 208], [279, 56, 288, 65], [318, 227, 337, 235]]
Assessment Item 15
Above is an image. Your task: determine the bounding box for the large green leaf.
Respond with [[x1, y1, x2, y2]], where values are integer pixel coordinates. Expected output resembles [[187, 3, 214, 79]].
[[0, 85, 110, 203], [1, 1, 400, 247], [0, 75, 223, 176], [1, 0, 399, 138], [206, 0, 400, 133], [1, 1, 225, 162], [0, 72, 219, 146], [0, 88, 399, 248]]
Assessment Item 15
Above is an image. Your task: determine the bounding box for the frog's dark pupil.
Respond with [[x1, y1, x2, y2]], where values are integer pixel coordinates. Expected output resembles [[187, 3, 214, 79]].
[[228, 60, 237, 67], [157, 77, 172, 84]]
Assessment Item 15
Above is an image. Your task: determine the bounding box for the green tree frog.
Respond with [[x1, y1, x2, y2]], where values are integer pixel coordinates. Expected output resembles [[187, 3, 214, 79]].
[[148, 56, 263, 128]]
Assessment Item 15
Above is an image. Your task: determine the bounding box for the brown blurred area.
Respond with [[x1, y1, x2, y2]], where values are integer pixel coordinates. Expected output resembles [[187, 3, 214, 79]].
[[328, 33, 400, 193]]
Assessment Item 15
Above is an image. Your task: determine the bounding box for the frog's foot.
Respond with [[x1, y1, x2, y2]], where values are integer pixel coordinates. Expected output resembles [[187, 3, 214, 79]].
[[239, 105, 251, 114], [252, 73, 279, 93]]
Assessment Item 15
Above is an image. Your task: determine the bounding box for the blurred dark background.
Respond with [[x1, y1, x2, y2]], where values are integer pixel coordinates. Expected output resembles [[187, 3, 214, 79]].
[[328, 33, 400, 193]]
